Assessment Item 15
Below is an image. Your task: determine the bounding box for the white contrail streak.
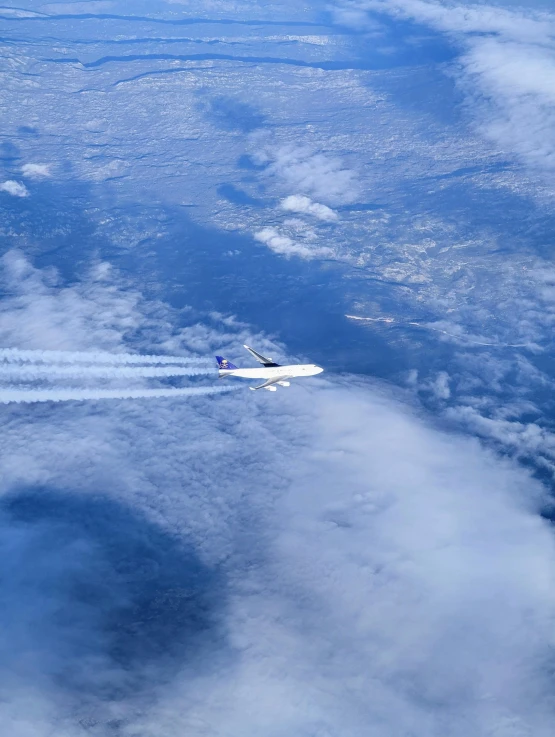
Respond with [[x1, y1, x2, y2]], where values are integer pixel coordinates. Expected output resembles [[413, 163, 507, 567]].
[[0, 385, 239, 404], [0, 365, 216, 380], [0, 348, 212, 366]]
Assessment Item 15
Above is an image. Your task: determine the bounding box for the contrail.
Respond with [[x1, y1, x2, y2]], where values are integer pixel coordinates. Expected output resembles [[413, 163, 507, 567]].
[[0, 385, 240, 404], [0, 365, 216, 380], [0, 348, 213, 366]]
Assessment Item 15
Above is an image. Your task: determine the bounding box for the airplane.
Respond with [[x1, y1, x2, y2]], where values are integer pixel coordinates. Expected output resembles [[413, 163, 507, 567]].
[[216, 345, 324, 391]]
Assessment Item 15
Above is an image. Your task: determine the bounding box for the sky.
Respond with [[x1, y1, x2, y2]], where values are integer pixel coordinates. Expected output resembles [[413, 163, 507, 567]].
[[1, 1, 555, 735]]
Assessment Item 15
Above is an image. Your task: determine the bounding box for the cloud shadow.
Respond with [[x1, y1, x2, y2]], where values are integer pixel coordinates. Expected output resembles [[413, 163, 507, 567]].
[[0, 486, 228, 711]]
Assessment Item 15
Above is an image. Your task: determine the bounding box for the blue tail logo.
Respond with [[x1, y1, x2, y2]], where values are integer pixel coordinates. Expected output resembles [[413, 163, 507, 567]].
[[216, 355, 237, 370]]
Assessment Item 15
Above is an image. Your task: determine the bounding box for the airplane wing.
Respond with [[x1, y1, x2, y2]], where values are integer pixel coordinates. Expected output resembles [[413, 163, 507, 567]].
[[243, 345, 281, 367], [250, 375, 293, 391]]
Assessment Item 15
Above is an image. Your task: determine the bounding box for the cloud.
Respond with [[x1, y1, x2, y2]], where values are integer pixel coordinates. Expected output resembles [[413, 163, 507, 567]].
[[0, 251, 210, 360], [254, 226, 333, 259], [113, 380, 555, 737], [338, 0, 555, 40], [0, 251, 136, 352], [0, 488, 226, 733], [445, 403, 555, 474], [428, 370, 451, 399], [21, 163, 51, 179], [280, 195, 339, 222], [331, 4, 384, 31], [336, 0, 555, 173], [1, 253, 555, 735], [0, 180, 29, 197], [459, 36, 555, 170], [254, 143, 359, 204]]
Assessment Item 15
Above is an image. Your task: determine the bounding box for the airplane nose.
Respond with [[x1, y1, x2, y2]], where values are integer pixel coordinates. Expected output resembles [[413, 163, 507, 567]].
[[316, 366, 324, 374]]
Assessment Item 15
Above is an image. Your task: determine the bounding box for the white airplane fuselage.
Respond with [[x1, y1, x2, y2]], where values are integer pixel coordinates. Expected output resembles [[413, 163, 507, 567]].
[[219, 364, 323, 380], [216, 346, 324, 390]]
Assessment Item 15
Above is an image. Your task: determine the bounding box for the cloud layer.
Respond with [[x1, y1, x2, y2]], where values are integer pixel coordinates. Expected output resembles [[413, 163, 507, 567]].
[[0, 253, 554, 735], [336, 0, 555, 174]]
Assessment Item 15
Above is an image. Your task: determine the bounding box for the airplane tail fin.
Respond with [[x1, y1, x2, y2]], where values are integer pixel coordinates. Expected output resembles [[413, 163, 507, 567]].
[[216, 356, 238, 370]]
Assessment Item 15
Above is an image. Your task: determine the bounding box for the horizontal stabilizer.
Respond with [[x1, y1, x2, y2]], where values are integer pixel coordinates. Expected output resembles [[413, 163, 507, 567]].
[[243, 345, 280, 368]]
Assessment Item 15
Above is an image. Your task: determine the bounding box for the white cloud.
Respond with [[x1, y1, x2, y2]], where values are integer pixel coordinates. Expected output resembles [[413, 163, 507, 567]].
[[21, 163, 51, 179], [446, 403, 555, 473], [340, 0, 555, 40], [254, 143, 358, 204], [459, 37, 555, 169], [120, 381, 555, 737], [254, 226, 333, 259], [0, 251, 141, 352], [1, 253, 555, 735], [280, 195, 339, 222], [429, 370, 451, 399], [0, 180, 29, 198], [336, 0, 555, 173], [331, 4, 384, 31]]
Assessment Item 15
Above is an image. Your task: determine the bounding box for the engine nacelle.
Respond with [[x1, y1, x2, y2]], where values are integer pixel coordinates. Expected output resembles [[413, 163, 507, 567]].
[[277, 381, 291, 387]]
